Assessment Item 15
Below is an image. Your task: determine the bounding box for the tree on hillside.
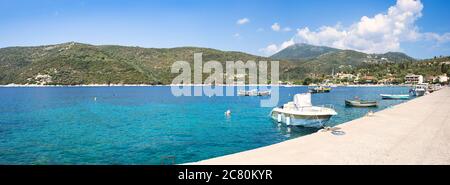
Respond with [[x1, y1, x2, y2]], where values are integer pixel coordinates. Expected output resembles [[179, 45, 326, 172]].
[[441, 63, 449, 74], [302, 77, 312, 85]]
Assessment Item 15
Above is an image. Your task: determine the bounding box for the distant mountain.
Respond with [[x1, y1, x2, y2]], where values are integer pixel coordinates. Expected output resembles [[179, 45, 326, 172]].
[[270, 43, 419, 81], [271, 43, 340, 60], [271, 43, 415, 63]]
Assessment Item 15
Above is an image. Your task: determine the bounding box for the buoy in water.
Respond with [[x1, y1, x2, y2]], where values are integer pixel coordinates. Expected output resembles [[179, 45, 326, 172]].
[[94, 97, 97, 101], [225, 109, 231, 116]]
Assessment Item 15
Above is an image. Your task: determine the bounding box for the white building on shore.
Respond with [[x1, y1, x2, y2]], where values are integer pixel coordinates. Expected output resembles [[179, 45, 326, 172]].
[[405, 74, 423, 84], [438, 74, 448, 83]]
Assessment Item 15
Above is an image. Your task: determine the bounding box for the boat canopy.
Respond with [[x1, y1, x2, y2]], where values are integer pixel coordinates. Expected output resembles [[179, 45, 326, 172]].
[[294, 93, 312, 108]]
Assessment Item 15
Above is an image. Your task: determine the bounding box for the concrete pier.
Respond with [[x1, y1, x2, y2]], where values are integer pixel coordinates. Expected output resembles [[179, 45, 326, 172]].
[[194, 87, 450, 165]]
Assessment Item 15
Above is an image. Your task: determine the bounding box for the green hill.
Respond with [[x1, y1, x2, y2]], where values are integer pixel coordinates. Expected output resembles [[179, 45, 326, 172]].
[[0, 42, 445, 85], [271, 43, 415, 63], [0, 42, 290, 85], [271, 43, 417, 81]]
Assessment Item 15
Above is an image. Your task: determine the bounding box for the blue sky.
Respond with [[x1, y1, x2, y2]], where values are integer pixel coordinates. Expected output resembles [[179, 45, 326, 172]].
[[1, 0, 449, 58]]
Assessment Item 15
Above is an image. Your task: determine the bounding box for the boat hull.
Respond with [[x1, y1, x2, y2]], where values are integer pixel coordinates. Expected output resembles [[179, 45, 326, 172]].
[[380, 94, 410, 100], [270, 110, 333, 128], [411, 89, 426, 96], [308, 86, 331, 94], [309, 89, 331, 93], [345, 100, 377, 107]]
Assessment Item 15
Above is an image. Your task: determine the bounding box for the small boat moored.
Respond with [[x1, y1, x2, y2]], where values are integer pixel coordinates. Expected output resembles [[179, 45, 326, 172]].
[[308, 86, 331, 93], [238, 89, 271, 96], [380, 94, 410, 100], [409, 83, 428, 96], [270, 93, 337, 128], [345, 99, 378, 107], [257, 90, 271, 96]]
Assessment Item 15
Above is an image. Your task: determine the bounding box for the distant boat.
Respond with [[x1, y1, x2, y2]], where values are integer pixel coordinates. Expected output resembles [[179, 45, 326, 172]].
[[237, 90, 247, 96], [270, 93, 337, 128], [238, 89, 271, 96], [308, 86, 331, 93], [345, 99, 378, 107], [380, 94, 410, 100], [257, 90, 271, 96]]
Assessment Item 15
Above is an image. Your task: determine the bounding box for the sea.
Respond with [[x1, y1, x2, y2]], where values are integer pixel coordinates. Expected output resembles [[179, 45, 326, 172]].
[[0, 86, 411, 164]]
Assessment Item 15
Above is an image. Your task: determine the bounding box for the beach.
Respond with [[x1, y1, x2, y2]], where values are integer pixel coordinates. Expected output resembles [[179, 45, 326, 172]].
[[193, 87, 450, 165]]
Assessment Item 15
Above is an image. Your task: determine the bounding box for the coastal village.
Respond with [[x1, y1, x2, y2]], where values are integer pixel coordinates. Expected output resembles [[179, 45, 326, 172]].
[[280, 59, 450, 87], [295, 72, 449, 86]]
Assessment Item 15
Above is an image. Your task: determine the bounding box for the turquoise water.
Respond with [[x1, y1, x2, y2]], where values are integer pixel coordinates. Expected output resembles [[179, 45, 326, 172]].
[[0, 86, 411, 164]]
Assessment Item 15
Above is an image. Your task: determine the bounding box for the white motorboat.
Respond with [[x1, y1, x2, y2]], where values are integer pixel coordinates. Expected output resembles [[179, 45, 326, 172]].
[[409, 83, 428, 96], [270, 93, 337, 128]]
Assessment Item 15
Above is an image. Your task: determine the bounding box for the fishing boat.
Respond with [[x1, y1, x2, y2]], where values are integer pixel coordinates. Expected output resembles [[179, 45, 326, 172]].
[[308, 86, 331, 93], [345, 99, 378, 107], [380, 94, 410, 100], [270, 93, 337, 128], [409, 83, 428, 96]]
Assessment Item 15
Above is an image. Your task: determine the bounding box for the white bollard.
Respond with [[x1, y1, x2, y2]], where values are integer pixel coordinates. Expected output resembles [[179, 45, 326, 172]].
[[286, 116, 291, 126]]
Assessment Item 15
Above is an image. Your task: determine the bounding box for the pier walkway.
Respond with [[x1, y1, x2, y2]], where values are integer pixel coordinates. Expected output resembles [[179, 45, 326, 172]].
[[194, 87, 450, 164]]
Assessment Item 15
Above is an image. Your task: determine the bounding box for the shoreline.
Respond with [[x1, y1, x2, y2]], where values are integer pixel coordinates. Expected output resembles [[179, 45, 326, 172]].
[[191, 87, 450, 165], [0, 83, 413, 88]]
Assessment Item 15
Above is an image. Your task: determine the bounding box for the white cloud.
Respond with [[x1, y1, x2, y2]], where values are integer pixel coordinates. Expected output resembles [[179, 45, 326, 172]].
[[233, 33, 241, 39], [259, 44, 279, 55], [264, 0, 450, 55], [271, 22, 292, 32], [237, 18, 250, 25], [260, 39, 295, 55], [423, 32, 450, 43], [271, 23, 281, 31]]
